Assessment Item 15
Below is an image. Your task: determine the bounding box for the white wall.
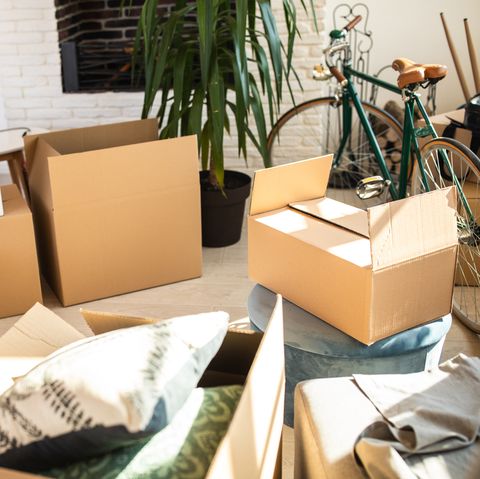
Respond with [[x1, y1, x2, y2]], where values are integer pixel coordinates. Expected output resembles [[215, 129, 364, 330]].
[[325, 0, 480, 113], [0, 0, 325, 170], [1, 0, 478, 172]]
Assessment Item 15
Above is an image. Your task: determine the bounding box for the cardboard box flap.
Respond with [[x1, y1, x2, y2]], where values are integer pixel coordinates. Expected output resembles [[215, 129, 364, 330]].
[[46, 135, 198, 209], [26, 137, 61, 213], [0, 303, 85, 393], [253, 207, 372, 267], [368, 187, 458, 270], [81, 309, 156, 335], [290, 197, 370, 237], [249, 155, 333, 216], [24, 119, 158, 172], [206, 294, 284, 479], [0, 303, 85, 357]]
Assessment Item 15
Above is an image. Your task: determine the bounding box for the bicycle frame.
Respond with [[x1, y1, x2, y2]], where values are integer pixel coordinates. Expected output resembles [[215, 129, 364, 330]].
[[336, 65, 418, 200], [336, 64, 473, 218]]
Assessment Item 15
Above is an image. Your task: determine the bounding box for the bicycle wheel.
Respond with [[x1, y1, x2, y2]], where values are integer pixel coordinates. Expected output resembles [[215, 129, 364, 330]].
[[411, 137, 480, 333], [267, 96, 404, 208]]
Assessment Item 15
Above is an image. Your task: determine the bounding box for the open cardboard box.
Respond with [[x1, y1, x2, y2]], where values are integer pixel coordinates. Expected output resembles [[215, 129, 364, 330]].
[[23, 119, 202, 306], [0, 301, 285, 479], [248, 155, 458, 344], [0, 184, 42, 319]]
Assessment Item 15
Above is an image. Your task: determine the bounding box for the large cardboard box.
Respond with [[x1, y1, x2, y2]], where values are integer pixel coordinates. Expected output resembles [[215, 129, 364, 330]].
[[0, 184, 42, 318], [0, 301, 285, 479], [23, 120, 202, 306], [248, 156, 458, 344]]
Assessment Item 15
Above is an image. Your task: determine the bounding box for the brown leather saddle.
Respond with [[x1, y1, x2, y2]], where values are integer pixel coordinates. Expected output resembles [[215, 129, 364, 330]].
[[392, 58, 448, 89]]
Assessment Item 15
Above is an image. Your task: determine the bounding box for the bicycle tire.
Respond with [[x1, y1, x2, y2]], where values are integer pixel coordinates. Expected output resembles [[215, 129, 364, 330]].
[[411, 136, 480, 333], [267, 96, 404, 209]]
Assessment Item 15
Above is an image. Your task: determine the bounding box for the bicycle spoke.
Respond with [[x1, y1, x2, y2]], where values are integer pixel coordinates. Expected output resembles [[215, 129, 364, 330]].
[[268, 97, 403, 210]]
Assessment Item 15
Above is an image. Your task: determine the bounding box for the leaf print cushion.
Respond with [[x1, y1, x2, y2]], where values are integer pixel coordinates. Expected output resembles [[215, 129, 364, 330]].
[[44, 385, 244, 479], [0, 312, 229, 473]]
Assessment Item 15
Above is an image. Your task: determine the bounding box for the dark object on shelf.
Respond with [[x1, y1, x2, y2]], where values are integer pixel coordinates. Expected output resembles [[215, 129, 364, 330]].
[[200, 170, 251, 247], [465, 94, 480, 132]]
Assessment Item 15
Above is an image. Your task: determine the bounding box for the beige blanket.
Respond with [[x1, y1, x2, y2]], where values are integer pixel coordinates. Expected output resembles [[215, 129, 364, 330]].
[[354, 354, 480, 479]]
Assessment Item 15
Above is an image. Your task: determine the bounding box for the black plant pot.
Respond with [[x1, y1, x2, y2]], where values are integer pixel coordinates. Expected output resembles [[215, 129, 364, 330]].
[[200, 170, 252, 247]]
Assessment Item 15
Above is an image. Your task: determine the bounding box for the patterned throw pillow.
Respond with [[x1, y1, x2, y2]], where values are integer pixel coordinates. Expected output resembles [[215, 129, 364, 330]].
[[44, 384, 244, 479], [0, 312, 229, 472]]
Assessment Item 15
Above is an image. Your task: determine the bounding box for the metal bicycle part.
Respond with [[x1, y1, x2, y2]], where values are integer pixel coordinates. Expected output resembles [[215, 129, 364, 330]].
[[356, 176, 391, 200], [267, 96, 403, 209], [411, 137, 480, 333]]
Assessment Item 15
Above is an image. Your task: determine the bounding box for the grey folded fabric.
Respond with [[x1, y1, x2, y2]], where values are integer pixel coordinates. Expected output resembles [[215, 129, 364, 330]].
[[353, 354, 480, 479]]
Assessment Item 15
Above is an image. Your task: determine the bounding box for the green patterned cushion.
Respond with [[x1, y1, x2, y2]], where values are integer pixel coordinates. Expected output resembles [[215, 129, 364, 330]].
[[43, 385, 243, 479]]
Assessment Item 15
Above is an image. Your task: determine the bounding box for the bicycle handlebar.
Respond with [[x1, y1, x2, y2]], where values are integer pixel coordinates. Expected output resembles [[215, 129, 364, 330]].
[[344, 15, 362, 32], [319, 15, 362, 85], [329, 66, 346, 84]]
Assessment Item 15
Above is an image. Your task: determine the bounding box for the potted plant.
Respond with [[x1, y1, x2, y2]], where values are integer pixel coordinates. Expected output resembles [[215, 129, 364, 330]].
[[132, 0, 316, 246]]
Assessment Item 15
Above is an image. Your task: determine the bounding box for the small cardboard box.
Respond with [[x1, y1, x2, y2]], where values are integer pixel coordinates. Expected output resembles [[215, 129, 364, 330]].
[[23, 120, 202, 306], [0, 300, 285, 479], [0, 184, 42, 319], [248, 155, 458, 344]]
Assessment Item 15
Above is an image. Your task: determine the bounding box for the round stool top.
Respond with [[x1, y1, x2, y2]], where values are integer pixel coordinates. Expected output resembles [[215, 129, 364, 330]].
[[248, 285, 452, 358]]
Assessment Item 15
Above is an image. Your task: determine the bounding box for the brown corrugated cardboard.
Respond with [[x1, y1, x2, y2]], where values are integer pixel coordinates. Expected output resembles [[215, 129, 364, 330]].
[[0, 301, 284, 478], [248, 155, 458, 344], [0, 468, 46, 479], [0, 184, 42, 319], [23, 120, 202, 306], [0, 303, 83, 393]]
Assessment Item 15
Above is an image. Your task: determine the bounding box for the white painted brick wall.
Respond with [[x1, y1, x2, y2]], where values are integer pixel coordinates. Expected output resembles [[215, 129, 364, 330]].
[[0, 0, 326, 170]]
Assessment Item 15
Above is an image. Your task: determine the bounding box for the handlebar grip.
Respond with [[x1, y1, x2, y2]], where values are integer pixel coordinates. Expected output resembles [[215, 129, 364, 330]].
[[329, 66, 347, 84], [344, 15, 362, 32]]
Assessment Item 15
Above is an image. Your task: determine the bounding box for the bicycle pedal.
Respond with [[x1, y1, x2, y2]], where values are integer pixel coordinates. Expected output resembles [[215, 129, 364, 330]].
[[356, 176, 391, 200]]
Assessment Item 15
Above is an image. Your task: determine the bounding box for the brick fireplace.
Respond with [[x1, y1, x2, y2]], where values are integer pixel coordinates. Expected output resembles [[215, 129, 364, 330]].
[[55, 0, 177, 92], [0, 0, 325, 171]]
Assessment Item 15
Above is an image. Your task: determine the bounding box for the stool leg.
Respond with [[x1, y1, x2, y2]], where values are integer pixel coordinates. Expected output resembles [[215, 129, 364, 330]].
[[7, 151, 30, 204]]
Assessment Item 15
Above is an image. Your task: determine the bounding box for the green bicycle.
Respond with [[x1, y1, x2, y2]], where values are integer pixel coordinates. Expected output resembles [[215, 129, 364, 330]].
[[267, 15, 480, 333]]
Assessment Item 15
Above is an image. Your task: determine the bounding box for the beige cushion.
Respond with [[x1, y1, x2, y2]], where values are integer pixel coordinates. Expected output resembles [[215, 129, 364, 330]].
[[294, 377, 381, 479]]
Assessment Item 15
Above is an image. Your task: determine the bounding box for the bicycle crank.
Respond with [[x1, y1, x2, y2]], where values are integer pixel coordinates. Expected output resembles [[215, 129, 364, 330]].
[[356, 176, 391, 200], [457, 217, 480, 247]]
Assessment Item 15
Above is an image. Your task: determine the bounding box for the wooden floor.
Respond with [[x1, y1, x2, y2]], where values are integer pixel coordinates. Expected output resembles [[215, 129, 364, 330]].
[[1, 173, 479, 478]]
